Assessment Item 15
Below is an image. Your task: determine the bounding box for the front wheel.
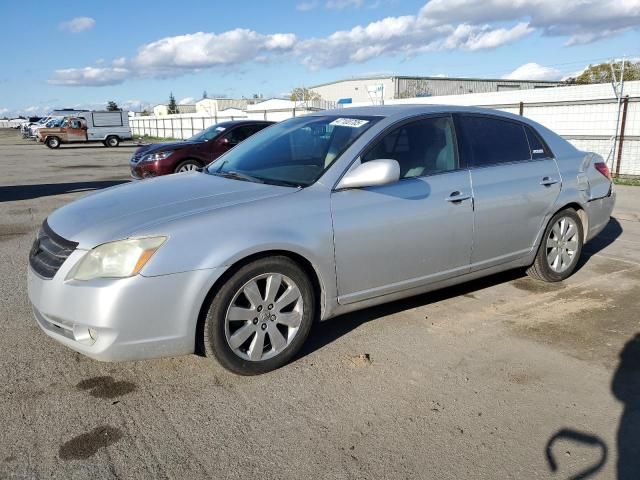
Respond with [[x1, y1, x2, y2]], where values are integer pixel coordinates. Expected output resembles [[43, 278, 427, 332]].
[[527, 208, 584, 282], [45, 137, 60, 149], [174, 160, 201, 173], [203, 257, 315, 375]]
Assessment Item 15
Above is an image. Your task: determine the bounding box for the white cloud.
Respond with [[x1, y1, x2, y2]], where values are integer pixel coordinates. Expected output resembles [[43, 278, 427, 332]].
[[59, 16, 95, 33], [49, 0, 640, 85], [503, 62, 562, 80], [296, 0, 319, 10], [326, 0, 364, 9], [49, 67, 131, 86], [419, 0, 640, 45], [132, 30, 297, 75]]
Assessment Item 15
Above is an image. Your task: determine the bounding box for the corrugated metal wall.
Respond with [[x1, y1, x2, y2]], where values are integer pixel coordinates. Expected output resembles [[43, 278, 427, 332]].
[[394, 77, 561, 98]]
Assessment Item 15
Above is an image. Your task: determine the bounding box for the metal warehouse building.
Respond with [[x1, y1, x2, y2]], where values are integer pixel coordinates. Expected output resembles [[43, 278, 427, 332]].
[[309, 75, 563, 104]]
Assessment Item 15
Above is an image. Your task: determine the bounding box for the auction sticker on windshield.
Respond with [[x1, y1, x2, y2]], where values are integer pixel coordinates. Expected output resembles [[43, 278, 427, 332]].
[[330, 118, 370, 128]]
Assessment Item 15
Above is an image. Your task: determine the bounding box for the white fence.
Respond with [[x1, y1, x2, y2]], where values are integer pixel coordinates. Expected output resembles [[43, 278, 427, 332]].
[[129, 107, 320, 140]]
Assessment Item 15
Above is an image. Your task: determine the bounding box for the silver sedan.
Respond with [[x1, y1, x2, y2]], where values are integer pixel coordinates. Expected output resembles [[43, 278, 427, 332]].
[[27, 106, 615, 375]]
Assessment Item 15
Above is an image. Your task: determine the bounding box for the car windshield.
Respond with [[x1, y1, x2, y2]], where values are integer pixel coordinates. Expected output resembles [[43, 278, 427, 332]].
[[206, 115, 379, 187], [47, 118, 63, 127], [189, 124, 228, 142]]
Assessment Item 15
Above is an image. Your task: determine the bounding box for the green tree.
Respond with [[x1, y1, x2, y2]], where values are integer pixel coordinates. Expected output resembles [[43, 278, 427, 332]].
[[167, 92, 178, 114], [202, 90, 208, 99], [564, 60, 640, 85], [289, 87, 320, 102], [106, 101, 120, 111], [140, 109, 151, 116]]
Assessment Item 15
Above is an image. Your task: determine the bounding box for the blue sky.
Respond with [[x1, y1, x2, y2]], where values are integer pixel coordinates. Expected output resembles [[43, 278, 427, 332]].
[[1, 0, 639, 116]]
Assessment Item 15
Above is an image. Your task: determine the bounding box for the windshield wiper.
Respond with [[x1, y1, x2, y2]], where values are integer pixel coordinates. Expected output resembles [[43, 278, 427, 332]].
[[213, 170, 265, 184], [260, 178, 304, 188]]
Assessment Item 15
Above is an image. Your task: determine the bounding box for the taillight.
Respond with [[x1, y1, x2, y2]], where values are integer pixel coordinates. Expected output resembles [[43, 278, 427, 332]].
[[594, 162, 611, 180]]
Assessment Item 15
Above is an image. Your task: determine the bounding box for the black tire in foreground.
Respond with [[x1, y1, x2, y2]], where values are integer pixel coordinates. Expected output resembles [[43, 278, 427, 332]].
[[203, 256, 315, 375], [527, 208, 584, 282]]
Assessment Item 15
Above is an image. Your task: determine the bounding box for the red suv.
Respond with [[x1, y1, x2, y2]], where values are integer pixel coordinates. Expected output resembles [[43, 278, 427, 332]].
[[130, 120, 274, 179]]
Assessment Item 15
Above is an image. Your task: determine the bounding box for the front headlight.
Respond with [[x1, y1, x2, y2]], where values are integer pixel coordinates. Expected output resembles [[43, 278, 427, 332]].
[[142, 151, 173, 162], [67, 236, 167, 281]]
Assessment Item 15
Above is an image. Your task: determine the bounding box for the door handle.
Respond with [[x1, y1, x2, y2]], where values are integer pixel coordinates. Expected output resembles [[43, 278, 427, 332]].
[[540, 177, 559, 186], [446, 191, 472, 202]]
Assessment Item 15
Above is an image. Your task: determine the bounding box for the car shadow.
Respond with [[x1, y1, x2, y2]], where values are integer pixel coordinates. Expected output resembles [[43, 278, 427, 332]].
[[544, 334, 640, 479], [611, 333, 640, 479], [0, 180, 128, 202], [55, 144, 139, 150], [300, 216, 622, 360], [582, 217, 623, 257], [298, 268, 525, 360]]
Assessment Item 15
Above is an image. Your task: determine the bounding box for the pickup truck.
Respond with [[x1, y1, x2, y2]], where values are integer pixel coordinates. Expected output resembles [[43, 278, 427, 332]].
[[38, 111, 133, 148]]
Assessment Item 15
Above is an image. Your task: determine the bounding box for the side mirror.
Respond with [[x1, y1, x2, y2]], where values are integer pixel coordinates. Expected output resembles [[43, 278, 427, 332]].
[[336, 159, 400, 190]]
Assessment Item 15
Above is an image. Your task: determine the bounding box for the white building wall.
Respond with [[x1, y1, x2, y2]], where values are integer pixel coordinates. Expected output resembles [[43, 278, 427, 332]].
[[310, 78, 395, 103]]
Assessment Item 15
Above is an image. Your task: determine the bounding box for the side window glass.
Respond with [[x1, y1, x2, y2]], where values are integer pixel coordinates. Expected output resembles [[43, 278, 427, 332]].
[[459, 116, 531, 166], [225, 127, 246, 144], [362, 117, 457, 178], [525, 126, 551, 159]]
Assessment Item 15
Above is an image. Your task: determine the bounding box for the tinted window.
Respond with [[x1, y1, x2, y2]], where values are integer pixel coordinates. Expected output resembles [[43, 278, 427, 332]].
[[362, 116, 457, 178], [525, 125, 551, 159], [459, 116, 531, 166], [225, 126, 253, 144]]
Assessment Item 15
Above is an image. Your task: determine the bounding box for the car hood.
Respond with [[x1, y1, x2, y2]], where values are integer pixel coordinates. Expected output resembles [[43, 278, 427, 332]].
[[47, 172, 295, 248], [134, 140, 202, 155]]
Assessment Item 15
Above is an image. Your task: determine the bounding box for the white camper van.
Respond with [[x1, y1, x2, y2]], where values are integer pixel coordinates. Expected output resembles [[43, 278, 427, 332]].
[[37, 111, 133, 148]]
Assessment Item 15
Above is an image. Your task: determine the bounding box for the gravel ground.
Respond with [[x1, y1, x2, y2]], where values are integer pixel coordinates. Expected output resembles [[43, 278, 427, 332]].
[[1, 129, 639, 479]]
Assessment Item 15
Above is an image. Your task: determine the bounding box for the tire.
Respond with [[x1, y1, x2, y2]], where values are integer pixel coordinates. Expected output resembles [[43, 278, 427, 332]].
[[174, 159, 201, 173], [105, 136, 120, 147], [203, 256, 315, 375], [527, 208, 584, 282], [45, 137, 60, 149]]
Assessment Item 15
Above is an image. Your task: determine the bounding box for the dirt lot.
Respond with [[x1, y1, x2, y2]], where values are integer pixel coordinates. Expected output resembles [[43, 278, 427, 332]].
[[1, 129, 639, 479]]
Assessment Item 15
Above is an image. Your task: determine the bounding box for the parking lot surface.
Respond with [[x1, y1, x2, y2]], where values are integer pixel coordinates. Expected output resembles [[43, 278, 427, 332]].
[[1, 129, 639, 479]]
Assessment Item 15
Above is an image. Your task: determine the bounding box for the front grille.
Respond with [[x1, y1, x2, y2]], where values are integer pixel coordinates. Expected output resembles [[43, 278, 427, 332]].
[[29, 220, 78, 279]]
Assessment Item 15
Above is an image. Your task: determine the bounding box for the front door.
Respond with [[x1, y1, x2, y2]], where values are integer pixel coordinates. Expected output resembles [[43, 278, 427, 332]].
[[331, 115, 474, 304], [65, 118, 86, 142], [455, 114, 562, 270]]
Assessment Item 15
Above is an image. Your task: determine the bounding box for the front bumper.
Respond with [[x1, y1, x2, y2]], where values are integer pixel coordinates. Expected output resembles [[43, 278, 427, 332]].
[[27, 256, 226, 362]]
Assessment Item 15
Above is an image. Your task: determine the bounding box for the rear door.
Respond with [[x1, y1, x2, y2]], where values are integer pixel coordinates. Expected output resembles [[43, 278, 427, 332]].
[[455, 114, 561, 270]]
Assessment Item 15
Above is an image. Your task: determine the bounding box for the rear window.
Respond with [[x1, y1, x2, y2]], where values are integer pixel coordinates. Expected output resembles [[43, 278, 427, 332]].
[[458, 115, 531, 167]]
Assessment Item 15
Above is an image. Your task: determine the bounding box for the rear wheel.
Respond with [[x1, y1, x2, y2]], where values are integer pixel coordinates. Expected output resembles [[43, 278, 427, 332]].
[[203, 257, 315, 375], [174, 159, 201, 173], [45, 137, 60, 149], [105, 136, 120, 147], [527, 208, 583, 282]]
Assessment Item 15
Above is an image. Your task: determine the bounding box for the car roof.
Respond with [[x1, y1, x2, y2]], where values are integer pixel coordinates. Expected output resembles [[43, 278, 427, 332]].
[[309, 104, 527, 123], [215, 120, 275, 128]]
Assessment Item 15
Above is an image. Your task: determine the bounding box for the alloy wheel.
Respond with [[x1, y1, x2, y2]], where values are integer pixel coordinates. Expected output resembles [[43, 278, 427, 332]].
[[178, 163, 198, 172], [224, 273, 303, 362], [546, 216, 579, 273]]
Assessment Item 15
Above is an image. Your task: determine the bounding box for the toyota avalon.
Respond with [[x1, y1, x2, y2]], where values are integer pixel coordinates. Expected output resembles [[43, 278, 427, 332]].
[[28, 105, 615, 375]]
